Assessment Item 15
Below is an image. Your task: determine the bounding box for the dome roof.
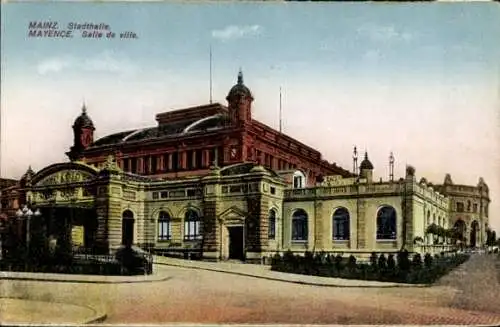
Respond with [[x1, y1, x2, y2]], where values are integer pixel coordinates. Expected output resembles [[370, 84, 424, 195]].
[[73, 104, 95, 129], [359, 152, 374, 170], [226, 70, 253, 100]]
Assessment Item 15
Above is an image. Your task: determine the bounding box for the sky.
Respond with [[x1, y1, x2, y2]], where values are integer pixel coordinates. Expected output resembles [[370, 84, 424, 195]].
[[1, 2, 499, 230]]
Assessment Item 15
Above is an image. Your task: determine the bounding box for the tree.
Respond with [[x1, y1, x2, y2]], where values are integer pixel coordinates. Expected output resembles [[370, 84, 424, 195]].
[[486, 229, 497, 246]]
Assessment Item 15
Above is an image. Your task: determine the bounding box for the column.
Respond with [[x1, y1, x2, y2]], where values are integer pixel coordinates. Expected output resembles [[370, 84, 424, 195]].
[[180, 151, 187, 170], [167, 153, 173, 171], [203, 149, 210, 167]]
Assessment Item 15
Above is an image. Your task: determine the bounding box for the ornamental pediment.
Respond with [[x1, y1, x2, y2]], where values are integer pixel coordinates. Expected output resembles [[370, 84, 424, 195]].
[[33, 168, 96, 188], [218, 206, 247, 225]]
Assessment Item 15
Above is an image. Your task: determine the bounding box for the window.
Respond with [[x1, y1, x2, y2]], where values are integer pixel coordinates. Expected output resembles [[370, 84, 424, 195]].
[[293, 171, 306, 189], [292, 209, 308, 241], [123, 158, 130, 172], [426, 210, 430, 225], [158, 211, 171, 241], [333, 207, 350, 240], [456, 202, 464, 212], [467, 200, 471, 212], [152, 192, 159, 200], [187, 151, 194, 169], [184, 209, 202, 240], [268, 210, 276, 239], [473, 203, 478, 213], [270, 187, 276, 195], [376, 206, 397, 240], [195, 149, 203, 169], [131, 158, 137, 173], [151, 156, 158, 174]]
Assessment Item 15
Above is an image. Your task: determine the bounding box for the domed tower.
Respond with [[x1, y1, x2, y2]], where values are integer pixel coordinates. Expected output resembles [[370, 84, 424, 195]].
[[67, 103, 95, 161], [226, 69, 254, 126], [359, 152, 374, 183]]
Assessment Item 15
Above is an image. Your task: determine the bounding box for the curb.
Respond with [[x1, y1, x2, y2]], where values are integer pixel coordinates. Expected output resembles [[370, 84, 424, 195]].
[[1, 273, 172, 285], [154, 261, 430, 288], [84, 309, 108, 324]]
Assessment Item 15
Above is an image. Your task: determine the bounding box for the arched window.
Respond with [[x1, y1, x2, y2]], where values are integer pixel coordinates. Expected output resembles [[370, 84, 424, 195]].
[[292, 209, 308, 241], [332, 207, 350, 240], [376, 206, 397, 240], [268, 210, 276, 239], [184, 209, 201, 240], [293, 171, 306, 189], [158, 211, 171, 241]]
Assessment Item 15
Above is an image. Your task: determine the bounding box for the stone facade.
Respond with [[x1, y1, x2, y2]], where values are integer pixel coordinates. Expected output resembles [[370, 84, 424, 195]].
[[2, 156, 486, 262]]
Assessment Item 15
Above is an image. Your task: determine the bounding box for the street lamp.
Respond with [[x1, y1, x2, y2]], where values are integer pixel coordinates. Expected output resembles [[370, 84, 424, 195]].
[[16, 205, 41, 256]]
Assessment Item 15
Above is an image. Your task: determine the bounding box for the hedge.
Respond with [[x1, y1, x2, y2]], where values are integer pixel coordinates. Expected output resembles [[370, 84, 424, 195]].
[[271, 250, 469, 284]]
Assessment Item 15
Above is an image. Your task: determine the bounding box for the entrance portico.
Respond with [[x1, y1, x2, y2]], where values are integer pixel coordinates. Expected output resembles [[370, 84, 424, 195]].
[[219, 207, 247, 261]]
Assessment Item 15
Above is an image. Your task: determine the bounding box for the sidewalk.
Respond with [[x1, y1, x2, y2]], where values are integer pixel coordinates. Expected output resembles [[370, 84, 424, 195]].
[[1, 269, 171, 284], [153, 256, 428, 288]]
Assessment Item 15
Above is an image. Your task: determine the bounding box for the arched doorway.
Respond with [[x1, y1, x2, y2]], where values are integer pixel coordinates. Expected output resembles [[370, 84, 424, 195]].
[[453, 219, 466, 245], [122, 210, 135, 247], [470, 220, 479, 248]]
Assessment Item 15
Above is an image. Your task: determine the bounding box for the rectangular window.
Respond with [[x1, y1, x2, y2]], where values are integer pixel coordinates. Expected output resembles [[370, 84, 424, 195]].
[[186, 189, 196, 197], [187, 151, 194, 169], [131, 158, 137, 174], [123, 158, 130, 172], [293, 176, 303, 189], [270, 187, 276, 195], [209, 148, 215, 165], [184, 221, 201, 240], [229, 185, 242, 193], [292, 219, 308, 241], [158, 221, 171, 241], [473, 203, 478, 213], [151, 156, 158, 174], [456, 202, 464, 212], [152, 192, 159, 200], [195, 149, 203, 169], [172, 152, 179, 171], [160, 191, 168, 199]]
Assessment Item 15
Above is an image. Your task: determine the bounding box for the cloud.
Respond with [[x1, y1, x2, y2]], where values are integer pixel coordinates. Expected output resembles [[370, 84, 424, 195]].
[[357, 24, 413, 43], [36, 51, 137, 75], [211, 25, 263, 41], [37, 57, 73, 74]]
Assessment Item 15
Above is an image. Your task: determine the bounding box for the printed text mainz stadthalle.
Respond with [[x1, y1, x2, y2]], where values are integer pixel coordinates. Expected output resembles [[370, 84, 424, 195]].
[[28, 21, 137, 39]]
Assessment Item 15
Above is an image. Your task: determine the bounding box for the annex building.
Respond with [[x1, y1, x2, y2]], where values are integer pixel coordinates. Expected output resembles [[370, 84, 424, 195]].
[[0, 71, 491, 261]]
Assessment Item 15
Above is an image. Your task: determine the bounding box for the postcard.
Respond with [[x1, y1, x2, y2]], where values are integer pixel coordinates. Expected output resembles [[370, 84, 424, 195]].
[[0, 1, 499, 325]]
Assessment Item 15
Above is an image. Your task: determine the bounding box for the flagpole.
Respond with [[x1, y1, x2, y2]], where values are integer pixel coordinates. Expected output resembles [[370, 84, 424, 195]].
[[209, 45, 213, 104], [279, 86, 283, 133]]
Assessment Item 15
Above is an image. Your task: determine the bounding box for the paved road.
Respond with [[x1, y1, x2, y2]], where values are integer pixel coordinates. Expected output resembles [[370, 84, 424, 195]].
[[2, 254, 500, 324]]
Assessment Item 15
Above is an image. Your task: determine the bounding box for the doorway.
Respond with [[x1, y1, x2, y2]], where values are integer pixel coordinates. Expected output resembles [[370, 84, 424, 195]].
[[122, 210, 135, 247], [228, 226, 244, 260]]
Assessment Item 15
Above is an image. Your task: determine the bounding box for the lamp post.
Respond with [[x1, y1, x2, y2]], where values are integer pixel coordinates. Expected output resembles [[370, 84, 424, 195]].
[[16, 204, 41, 259]]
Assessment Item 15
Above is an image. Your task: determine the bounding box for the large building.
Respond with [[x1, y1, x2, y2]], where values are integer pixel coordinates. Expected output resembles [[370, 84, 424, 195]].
[[0, 72, 491, 261]]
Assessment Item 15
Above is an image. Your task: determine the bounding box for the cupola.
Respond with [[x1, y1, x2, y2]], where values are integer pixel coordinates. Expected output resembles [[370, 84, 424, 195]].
[[226, 69, 253, 125]]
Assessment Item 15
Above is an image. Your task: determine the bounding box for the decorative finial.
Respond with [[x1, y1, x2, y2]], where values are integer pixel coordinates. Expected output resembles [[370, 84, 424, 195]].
[[82, 100, 87, 114], [353, 146, 358, 159], [237, 68, 243, 85], [364, 151, 369, 160]]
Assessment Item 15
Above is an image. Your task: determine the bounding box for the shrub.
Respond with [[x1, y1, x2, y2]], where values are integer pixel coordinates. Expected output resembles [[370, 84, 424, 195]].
[[370, 252, 378, 268], [334, 254, 343, 271], [347, 255, 357, 271], [387, 254, 396, 271], [378, 254, 387, 271], [412, 253, 423, 269], [397, 250, 411, 272], [424, 253, 433, 268]]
